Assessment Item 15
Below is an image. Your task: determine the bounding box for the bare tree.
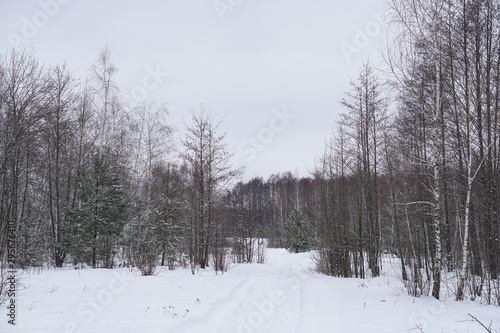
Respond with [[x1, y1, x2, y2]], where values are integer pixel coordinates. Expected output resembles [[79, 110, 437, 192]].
[[181, 107, 242, 271], [387, 0, 447, 300], [43, 64, 78, 267], [0, 50, 51, 268], [340, 62, 387, 277]]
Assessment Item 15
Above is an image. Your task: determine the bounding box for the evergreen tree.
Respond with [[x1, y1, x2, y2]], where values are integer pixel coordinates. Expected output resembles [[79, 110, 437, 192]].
[[68, 152, 129, 268], [125, 165, 185, 275], [152, 165, 185, 269], [284, 208, 314, 253]]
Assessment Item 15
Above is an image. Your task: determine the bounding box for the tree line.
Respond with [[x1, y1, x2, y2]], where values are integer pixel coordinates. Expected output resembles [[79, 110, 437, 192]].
[[0, 46, 248, 293], [225, 0, 500, 305], [311, 0, 500, 305]]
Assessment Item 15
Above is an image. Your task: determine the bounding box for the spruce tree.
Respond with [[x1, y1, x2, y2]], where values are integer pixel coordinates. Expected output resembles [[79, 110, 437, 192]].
[[125, 165, 185, 275], [284, 208, 314, 253], [68, 153, 129, 268], [152, 166, 185, 269]]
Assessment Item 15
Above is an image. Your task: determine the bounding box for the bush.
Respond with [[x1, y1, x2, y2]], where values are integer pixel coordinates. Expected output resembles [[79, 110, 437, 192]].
[[134, 253, 157, 276]]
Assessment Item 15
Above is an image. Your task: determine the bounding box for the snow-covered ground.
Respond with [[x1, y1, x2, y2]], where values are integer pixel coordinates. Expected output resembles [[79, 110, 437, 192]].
[[2, 249, 499, 333]]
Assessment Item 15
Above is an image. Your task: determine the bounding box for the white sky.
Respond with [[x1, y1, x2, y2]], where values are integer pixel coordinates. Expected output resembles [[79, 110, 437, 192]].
[[1, 0, 387, 180]]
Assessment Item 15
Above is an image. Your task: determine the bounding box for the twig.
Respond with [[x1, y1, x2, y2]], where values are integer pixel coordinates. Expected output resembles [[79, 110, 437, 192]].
[[468, 313, 492, 332], [28, 300, 38, 310], [410, 324, 425, 332]]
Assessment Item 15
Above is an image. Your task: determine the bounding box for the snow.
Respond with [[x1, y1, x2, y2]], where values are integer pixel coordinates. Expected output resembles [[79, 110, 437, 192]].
[[2, 249, 499, 333]]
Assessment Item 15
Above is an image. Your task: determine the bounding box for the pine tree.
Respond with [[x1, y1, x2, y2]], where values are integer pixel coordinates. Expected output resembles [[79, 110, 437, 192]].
[[284, 208, 314, 253], [149, 165, 185, 270], [67, 152, 129, 268], [125, 165, 185, 275]]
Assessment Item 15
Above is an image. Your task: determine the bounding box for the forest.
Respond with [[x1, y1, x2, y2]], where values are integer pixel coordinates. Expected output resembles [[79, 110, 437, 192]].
[[1, 0, 499, 307]]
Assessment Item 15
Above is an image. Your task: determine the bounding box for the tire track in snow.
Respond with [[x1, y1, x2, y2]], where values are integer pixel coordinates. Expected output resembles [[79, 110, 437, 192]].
[[168, 252, 308, 333], [167, 276, 255, 333], [235, 255, 304, 333], [296, 275, 342, 333]]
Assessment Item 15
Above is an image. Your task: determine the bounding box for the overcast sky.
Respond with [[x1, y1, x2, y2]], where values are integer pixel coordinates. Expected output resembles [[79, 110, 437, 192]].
[[1, 0, 387, 180]]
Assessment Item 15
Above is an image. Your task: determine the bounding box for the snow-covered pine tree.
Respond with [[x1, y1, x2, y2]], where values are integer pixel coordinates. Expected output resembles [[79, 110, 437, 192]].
[[151, 165, 186, 270], [284, 208, 314, 253], [67, 152, 129, 268], [124, 164, 186, 275]]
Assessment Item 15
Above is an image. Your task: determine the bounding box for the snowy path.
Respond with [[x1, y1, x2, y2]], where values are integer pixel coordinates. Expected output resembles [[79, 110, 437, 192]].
[[2, 249, 499, 333], [171, 250, 306, 333], [169, 250, 500, 333]]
